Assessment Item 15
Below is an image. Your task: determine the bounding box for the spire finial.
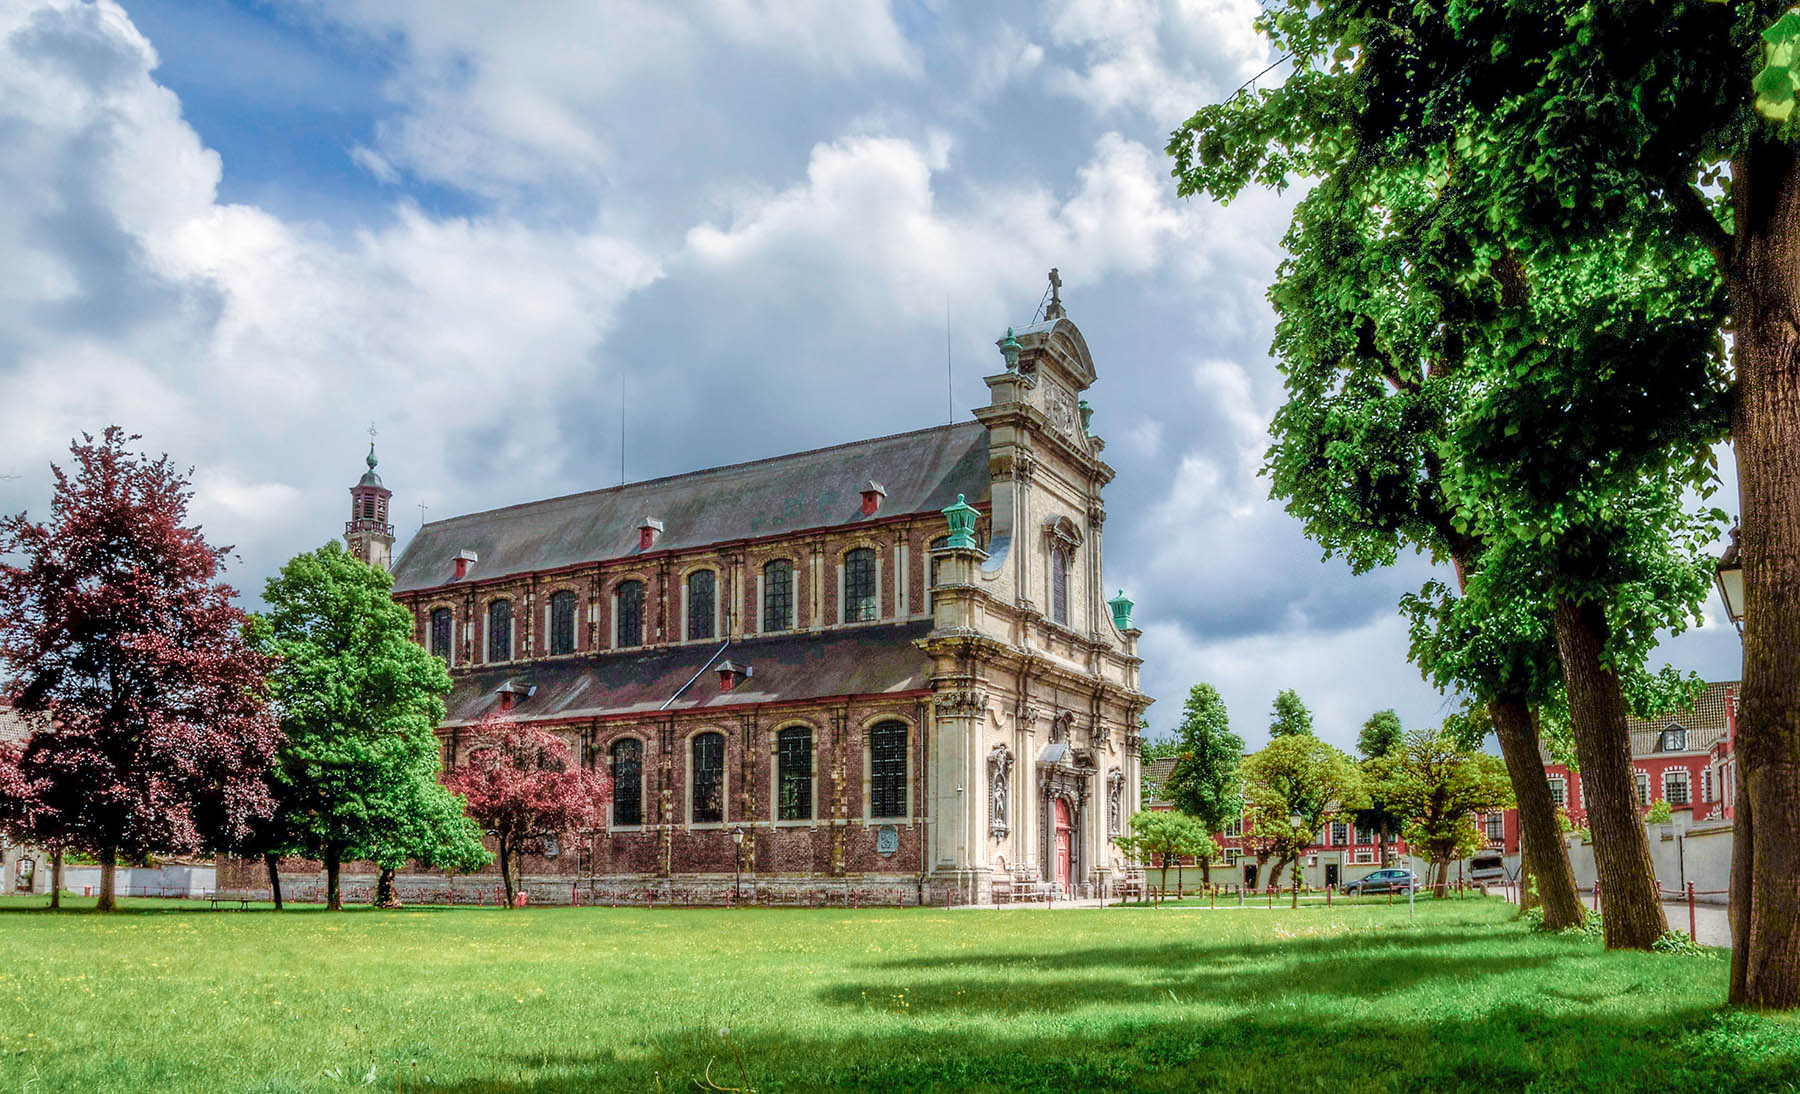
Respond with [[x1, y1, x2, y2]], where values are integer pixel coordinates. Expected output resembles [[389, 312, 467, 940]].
[[1045, 267, 1064, 319], [366, 422, 379, 469]]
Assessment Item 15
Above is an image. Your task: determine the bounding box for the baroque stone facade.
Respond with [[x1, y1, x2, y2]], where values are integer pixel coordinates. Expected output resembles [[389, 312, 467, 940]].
[[365, 295, 1148, 904]]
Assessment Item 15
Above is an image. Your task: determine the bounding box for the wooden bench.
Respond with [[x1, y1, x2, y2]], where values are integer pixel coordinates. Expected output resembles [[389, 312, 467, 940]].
[[208, 888, 255, 909]]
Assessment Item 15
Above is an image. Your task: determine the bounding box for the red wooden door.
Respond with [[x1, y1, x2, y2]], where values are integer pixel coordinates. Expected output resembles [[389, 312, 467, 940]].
[[1054, 799, 1072, 892]]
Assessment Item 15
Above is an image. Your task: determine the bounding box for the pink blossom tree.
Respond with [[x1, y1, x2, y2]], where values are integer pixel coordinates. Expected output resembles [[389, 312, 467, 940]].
[[444, 715, 610, 906]]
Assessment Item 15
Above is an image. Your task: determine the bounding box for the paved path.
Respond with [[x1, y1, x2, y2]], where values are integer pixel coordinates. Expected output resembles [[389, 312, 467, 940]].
[[1504, 889, 1733, 948]]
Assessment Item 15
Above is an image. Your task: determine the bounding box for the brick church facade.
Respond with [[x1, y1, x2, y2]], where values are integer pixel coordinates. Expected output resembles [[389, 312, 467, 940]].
[[348, 293, 1150, 905]]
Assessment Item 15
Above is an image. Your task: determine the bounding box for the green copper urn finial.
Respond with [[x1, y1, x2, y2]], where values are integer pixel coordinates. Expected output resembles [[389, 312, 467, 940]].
[[1108, 588, 1135, 632], [366, 442, 379, 471], [1078, 399, 1094, 433], [942, 493, 980, 549], [998, 328, 1022, 371]]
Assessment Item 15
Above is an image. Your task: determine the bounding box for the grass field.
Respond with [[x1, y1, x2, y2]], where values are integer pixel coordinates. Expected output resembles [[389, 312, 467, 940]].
[[1, 895, 1794, 1092]]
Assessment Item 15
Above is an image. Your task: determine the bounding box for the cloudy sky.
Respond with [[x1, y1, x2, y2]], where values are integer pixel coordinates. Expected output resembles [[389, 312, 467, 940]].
[[0, 0, 1743, 750]]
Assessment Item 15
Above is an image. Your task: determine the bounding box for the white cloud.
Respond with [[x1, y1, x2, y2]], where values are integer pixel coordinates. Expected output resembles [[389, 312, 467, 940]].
[[1045, 0, 1271, 125]]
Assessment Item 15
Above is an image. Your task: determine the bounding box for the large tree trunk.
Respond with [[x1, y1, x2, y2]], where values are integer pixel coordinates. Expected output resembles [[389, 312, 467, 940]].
[[1731, 784, 1754, 998], [1553, 598, 1668, 949], [1490, 697, 1583, 928], [324, 849, 342, 911], [49, 849, 61, 909], [498, 841, 516, 907], [1726, 136, 1800, 1009], [96, 846, 116, 912], [1433, 856, 1452, 899], [373, 868, 400, 909], [265, 853, 283, 911]]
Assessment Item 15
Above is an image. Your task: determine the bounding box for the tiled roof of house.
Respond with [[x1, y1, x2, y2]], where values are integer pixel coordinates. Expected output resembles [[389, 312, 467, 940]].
[[1626, 680, 1735, 756], [0, 698, 33, 745], [441, 622, 935, 727], [1143, 756, 1177, 805], [391, 422, 990, 594]]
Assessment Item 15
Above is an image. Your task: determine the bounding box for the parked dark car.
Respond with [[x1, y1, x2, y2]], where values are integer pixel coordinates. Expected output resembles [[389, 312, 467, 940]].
[[1342, 869, 1417, 895]]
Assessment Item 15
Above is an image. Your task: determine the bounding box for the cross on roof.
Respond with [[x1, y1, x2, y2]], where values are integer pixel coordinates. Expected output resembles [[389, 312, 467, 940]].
[[368, 421, 378, 444], [1045, 267, 1065, 319]]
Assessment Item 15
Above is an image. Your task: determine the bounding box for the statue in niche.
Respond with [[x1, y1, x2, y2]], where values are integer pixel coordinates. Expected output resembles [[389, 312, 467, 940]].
[[1049, 711, 1074, 743], [1107, 770, 1124, 836], [988, 743, 1014, 837]]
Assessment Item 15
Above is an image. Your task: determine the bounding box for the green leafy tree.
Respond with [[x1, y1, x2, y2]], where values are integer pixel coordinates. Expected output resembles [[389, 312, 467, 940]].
[[1240, 736, 1366, 891], [1646, 799, 1676, 826], [1161, 683, 1244, 880], [1267, 689, 1314, 739], [1171, 0, 1800, 1004], [1369, 729, 1515, 898], [1357, 711, 1403, 759], [255, 543, 487, 910], [1116, 809, 1210, 906]]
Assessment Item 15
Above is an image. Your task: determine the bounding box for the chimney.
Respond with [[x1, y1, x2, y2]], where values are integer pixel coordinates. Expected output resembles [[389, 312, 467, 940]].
[[638, 517, 664, 551], [860, 481, 887, 517], [495, 680, 534, 712], [453, 549, 479, 580], [716, 660, 752, 692]]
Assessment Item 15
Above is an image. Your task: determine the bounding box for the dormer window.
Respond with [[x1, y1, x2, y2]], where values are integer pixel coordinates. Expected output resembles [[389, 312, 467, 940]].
[[860, 481, 887, 517], [638, 517, 664, 551], [1662, 726, 1687, 752], [453, 549, 478, 581]]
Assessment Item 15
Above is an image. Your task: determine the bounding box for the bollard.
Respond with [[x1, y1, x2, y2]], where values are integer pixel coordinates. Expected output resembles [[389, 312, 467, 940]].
[[1593, 879, 1600, 912], [1326, 886, 1332, 907], [1238, 886, 1244, 907], [1388, 887, 1393, 906], [1210, 887, 1216, 909], [1268, 886, 1274, 909], [1687, 881, 1697, 939], [572, 882, 578, 907]]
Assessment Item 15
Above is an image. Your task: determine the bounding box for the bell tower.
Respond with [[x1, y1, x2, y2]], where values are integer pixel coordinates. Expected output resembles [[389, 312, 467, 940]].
[[345, 429, 395, 571]]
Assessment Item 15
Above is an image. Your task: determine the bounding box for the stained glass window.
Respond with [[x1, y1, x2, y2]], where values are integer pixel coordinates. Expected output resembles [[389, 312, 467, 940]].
[[687, 570, 715, 641], [611, 739, 643, 827], [549, 590, 577, 655], [692, 732, 725, 823], [777, 726, 812, 821], [1050, 546, 1069, 625], [763, 559, 793, 632], [616, 580, 644, 647], [844, 548, 877, 622], [430, 607, 453, 662], [869, 720, 906, 818], [487, 599, 512, 661]]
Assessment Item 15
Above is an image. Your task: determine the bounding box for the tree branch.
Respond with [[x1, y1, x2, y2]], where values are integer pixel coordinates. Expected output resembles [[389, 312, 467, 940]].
[[1666, 177, 1733, 268]]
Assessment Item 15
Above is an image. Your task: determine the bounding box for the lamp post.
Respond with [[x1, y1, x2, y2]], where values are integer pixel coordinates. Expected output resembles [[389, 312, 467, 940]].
[[730, 825, 745, 902], [1715, 526, 1745, 635], [1290, 811, 1304, 909]]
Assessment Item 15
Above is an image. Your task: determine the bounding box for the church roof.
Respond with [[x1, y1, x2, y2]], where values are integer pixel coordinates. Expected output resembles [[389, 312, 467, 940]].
[[440, 622, 934, 726], [391, 421, 990, 593]]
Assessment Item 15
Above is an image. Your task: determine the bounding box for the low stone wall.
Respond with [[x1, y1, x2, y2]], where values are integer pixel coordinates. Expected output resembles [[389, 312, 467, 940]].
[[1566, 821, 1734, 905], [257, 871, 943, 908]]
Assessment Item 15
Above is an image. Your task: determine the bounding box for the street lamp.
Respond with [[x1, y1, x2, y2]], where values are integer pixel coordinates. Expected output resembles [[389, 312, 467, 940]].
[[730, 825, 745, 902], [1289, 811, 1304, 909], [1715, 526, 1744, 634]]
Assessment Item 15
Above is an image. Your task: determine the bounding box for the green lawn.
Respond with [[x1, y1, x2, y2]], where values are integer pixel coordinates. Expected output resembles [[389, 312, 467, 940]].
[[0, 896, 1793, 1092]]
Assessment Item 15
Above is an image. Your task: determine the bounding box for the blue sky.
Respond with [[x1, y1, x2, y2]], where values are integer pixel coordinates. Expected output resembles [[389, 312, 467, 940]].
[[0, 0, 1743, 751]]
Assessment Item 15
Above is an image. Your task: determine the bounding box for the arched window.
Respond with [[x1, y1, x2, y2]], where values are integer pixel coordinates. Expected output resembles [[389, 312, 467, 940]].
[[927, 535, 948, 613], [691, 732, 725, 824], [843, 547, 877, 623], [869, 720, 907, 819], [611, 738, 643, 827], [615, 580, 644, 647], [687, 570, 715, 641], [487, 599, 512, 662], [549, 590, 577, 655], [762, 559, 793, 632], [1050, 545, 1070, 625], [430, 607, 453, 663], [777, 726, 812, 821]]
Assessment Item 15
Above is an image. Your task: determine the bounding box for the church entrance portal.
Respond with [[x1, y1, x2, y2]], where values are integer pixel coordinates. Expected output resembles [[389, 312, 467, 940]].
[[1054, 799, 1072, 892]]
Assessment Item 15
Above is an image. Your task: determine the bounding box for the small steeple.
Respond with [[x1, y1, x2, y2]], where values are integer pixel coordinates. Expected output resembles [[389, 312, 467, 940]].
[[345, 427, 395, 572]]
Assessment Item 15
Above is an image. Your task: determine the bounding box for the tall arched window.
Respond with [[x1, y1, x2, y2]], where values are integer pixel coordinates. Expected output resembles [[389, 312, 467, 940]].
[[762, 559, 793, 632], [430, 607, 453, 663], [843, 547, 877, 623], [549, 590, 577, 655], [777, 726, 812, 821], [487, 599, 512, 662], [1050, 545, 1070, 625], [869, 720, 907, 819], [691, 732, 725, 823], [687, 570, 715, 641], [927, 535, 948, 613], [611, 738, 643, 827], [615, 580, 644, 647]]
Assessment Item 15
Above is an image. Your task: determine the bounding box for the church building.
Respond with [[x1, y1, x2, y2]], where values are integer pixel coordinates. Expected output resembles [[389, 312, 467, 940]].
[[359, 287, 1150, 905]]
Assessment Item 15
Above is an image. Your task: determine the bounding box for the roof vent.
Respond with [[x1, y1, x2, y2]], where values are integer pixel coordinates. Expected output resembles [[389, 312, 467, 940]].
[[638, 517, 664, 551], [494, 679, 535, 712], [453, 549, 479, 580], [860, 481, 888, 517], [716, 660, 752, 692]]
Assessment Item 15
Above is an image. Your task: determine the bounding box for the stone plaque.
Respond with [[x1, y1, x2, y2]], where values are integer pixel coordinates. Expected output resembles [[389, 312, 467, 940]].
[[876, 825, 900, 855]]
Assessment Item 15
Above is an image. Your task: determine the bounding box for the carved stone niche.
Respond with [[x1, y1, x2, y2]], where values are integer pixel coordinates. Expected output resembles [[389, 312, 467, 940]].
[[1049, 711, 1075, 743], [1106, 770, 1125, 836], [988, 743, 1014, 839]]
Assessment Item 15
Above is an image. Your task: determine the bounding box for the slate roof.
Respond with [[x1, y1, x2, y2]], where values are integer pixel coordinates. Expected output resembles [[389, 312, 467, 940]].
[[441, 622, 935, 727], [392, 422, 990, 594], [1627, 680, 1736, 756], [1144, 756, 1177, 805]]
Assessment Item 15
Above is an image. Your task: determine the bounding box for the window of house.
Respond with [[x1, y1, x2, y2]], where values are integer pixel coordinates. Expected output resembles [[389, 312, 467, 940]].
[[1665, 769, 1691, 806], [430, 608, 453, 663], [869, 720, 907, 818], [1354, 849, 1375, 865], [1549, 777, 1567, 808], [1050, 545, 1069, 625], [1663, 727, 1687, 751], [1356, 825, 1374, 845], [1702, 767, 1713, 803], [611, 739, 642, 827], [1636, 770, 1651, 805], [616, 580, 644, 647], [763, 559, 793, 632], [487, 600, 512, 662], [687, 570, 715, 641], [1330, 822, 1348, 846], [691, 732, 725, 824], [1225, 817, 1242, 837], [844, 548, 877, 623], [777, 726, 812, 821], [549, 590, 577, 655], [1486, 814, 1505, 842]]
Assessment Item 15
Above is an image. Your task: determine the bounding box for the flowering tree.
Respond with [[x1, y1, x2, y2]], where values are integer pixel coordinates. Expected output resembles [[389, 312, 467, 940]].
[[0, 429, 281, 910], [445, 716, 610, 907]]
